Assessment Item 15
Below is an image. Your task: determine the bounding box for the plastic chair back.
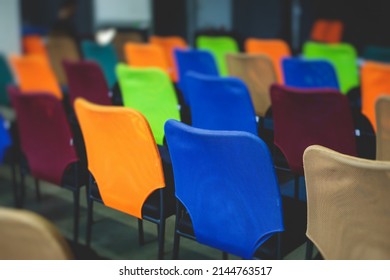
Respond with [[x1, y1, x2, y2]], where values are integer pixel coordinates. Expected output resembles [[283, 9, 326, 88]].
[[245, 38, 291, 83], [186, 72, 257, 135], [165, 120, 284, 259], [375, 96, 390, 160], [363, 45, 390, 63], [227, 53, 276, 117], [116, 64, 180, 145], [304, 145, 390, 259], [112, 31, 144, 62], [75, 98, 165, 218], [196, 35, 239, 76], [22, 35, 48, 58], [0, 54, 14, 106], [310, 19, 344, 43], [0, 115, 11, 163], [271, 84, 357, 175]]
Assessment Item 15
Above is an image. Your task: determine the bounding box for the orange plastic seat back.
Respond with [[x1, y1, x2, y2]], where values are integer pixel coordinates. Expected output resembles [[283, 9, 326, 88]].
[[74, 98, 165, 218], [22, 35, 48, 58], [311, 19, 344, 44], [10, 55, 62, 100], [150, 36, 188, 82], [124, 43, 170, 76], [245, 38, 291, 83], [361, 61, 390, 131]]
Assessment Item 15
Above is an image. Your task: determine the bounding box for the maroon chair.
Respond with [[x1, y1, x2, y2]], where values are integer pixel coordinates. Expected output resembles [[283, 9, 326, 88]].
[[62, 60, 112, 107], [270, 84, 357, 198], [8, 86, 86, 242]]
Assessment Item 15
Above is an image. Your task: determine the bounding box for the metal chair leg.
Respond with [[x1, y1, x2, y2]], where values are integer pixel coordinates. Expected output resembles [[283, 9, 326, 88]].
[[10, 163, 19, 207], [276, 232, 282, 260], [172, 230, 180, 260], [138, 219, 144, 246], [157, 220, 166, 260], [19, 167, 26, 208], [222, 252, 228, 260], [306, 239, 314, 260], [86, 198, 93, 247], [72, 188, 80, 243], [35, 179, 41, 202]]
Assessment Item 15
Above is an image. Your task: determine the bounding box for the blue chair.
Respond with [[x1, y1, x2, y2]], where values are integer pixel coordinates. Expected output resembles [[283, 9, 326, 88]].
[[0, 115, 11, 163], [185, 72, 258, 135], [282, 57, 339, 90], [174, 49, 219, 103], [81, 41, 118, 89], [165, 120, 284, 259]]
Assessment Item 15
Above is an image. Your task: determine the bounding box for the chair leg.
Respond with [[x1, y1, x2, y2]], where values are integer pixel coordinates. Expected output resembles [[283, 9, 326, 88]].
[[138, 219, 144, 246], [172, 230, 180, 260], [35, 179, 41, 202], [294, 175, 300, 200], [276, 232, 282, 260], [72, 188, 80, 243], [157, 220, 166, 260], [306, 240, 314, 260], [10, 163, 18, 207], [222, 252, 228, 260], [86, 197, 93, 247], [19, 167, 26, 208]]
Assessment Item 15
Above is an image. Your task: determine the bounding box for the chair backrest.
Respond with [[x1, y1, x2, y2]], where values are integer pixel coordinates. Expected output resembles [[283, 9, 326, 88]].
[[186, 72, 258, 135], [22, 35, 48, 58], [270, 84, 357, 175], [112, 31, 144, 62], [75, 98, 165, 218], [303, 145, 390, 259], [0, 115, 11, 163], [363, 45, 390, 63], [226, 53, 277, 117], [245, 38, 291, 83], [174, 49, 219, 102], [303, 41, 359, 94], [375, 96, 390, 160], [62, 60, 112, 106], [0, 208, 73, 260], [46, 35, 80, 85], [8, 87, 78, 185], [164, 120, 284, 259], [10, 55, 62, 100], [0, 54, 14, 106], [361, 61, 390, 131], [116, 64, 180, 145], [149, 35, 188, 82], [310, 19, 344, 43], [282, 57, 339, 90], [81, 40, 118, 89], [196, 35, 239, 76]]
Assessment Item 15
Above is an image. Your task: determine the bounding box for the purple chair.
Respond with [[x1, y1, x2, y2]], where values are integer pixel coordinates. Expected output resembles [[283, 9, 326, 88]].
[[8, 86, 86, 242], [62, 60, 112, 107]]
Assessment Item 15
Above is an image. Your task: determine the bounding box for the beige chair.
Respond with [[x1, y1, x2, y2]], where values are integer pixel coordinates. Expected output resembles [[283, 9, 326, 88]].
[[0, 208, 73, 260], [226, 53, 277, 117], [303, 145, 390, 260], [112, 31, 144, 62], [376, 96, 390, 161]]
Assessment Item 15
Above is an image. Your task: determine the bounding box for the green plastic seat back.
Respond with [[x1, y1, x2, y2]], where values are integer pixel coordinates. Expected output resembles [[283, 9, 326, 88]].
[[116, 63, 180, 145], [0, 54, 14, 106], [303, 41, 359, 94], [196, 36, 239, 76]]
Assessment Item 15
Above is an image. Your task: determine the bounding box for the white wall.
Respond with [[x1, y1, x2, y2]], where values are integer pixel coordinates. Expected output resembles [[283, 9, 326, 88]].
[[196, 0, 232, 30], [0, 0, 21, 55]]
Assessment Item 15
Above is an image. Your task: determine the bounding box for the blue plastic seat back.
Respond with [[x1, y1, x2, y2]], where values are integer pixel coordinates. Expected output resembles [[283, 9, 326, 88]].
[[165, 120, 284, 259], [0, 115, 11, 163], [174, 49, 219, 103], [0, 54, 14, 106], [81, 40, 118, 89], [282, 58, 339, 90], [186, 72, 258, 135]]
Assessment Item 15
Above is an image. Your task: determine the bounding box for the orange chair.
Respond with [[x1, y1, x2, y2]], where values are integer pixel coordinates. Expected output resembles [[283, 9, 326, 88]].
[[310, 19, 344, 44], [361, 61, 390, 131], [10, 55, 62, 100], [124, 43, 170, 76], [150, 35, 187, 82], [245, 38, 291, 83], [22, 35, 48, 58], [74, 98, 175, 259]]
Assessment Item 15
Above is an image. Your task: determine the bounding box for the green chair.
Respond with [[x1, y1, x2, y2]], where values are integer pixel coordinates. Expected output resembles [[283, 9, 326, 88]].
[[116, 64, 180, 145], [196, 36, 239, 76], [303, 41, 359, 94], [0, 54, 14, 106]]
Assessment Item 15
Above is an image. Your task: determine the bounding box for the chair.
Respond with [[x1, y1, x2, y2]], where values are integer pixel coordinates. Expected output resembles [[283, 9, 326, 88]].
[[270, 84, 357, 197], [46, 35, 80, 86], [62, 60, 112, 106], [0, 54, 14, 106], [8, 87, 85, 242], [361, 61, 390, 131], [303, 41, 359, 94], [185, 72, 258, 135], [22, 35, 48, 58], [81, 40, 118, 89], [74, 98, 175, 259], [0, 208, 73, 260], [116, 64, 180, 145], [150, 35, 188, 82], [303, 145, 390, 260], [112, 30, 145, 62], [174, 49, 219, 103], [10, 55, 62, 100], [375, 96, 390, 160], [282, 57, 339, 90], [226, 53, 277, 117], [164, 120, 284, 259], [310, 19, 344, 43], [363, 45, 390, 63], [196, 35, 239, 76], [245, 38, 291, 83]]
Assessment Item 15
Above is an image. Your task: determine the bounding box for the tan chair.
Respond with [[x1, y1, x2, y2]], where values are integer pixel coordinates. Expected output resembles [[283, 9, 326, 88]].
[[303, 145, 390, 260], [112, 31, 144, 62], [226, 53, 277, 117], [0, 208, 73, 260], [376, 96, 390, 161]]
